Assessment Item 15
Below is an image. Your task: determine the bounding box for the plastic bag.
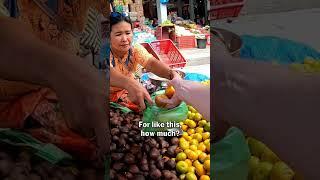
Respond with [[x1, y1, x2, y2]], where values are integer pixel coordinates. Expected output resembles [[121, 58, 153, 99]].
[[213, 127, 250, 180], [0, 128, 72, 164], [142, 90, 188, 132]]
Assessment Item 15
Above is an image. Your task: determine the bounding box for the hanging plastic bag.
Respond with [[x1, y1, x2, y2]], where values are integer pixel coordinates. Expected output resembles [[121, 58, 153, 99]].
[[142, 90, 188, 133], [213, 127, 250, 180]]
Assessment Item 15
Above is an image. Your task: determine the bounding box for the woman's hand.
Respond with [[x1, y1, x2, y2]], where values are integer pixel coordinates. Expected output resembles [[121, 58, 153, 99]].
[[125, 78, 153, 111]]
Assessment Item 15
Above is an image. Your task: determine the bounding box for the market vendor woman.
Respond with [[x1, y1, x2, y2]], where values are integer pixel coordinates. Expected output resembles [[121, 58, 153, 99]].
[[109, 12, 181, 111]]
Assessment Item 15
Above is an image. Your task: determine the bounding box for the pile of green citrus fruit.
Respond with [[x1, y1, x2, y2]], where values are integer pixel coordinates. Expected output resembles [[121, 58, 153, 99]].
[[175, 105, 211, 180], [247, 137, 296, 180]]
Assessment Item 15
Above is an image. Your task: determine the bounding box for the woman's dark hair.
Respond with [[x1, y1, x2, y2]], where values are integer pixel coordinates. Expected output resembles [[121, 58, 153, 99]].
[[110, 12, 132, 31]]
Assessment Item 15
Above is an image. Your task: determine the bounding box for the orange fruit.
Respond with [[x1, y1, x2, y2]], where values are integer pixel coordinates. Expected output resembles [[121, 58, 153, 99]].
[[165, 85, 175, 99], [155, 94, 169, 108], [187, 151, 198, 161], [200, 175, 210, 180], [204, 160, 210, 171], [195, 164, 206, 176]]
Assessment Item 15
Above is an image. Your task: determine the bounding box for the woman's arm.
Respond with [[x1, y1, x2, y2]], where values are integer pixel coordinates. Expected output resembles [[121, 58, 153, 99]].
[[144, 57, 179, 80]]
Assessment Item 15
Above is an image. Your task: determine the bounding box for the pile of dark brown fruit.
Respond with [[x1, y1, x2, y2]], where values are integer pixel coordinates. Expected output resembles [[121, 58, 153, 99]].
[[110, 108, 181, 180], [0, 145, 104, 180]]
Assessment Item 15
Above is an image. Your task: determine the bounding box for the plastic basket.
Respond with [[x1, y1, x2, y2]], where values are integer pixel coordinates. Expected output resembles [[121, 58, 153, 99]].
[[149, 39, 187, 68], [209, 0, 245, 20], [140, 42, 161, 60], [176, 35, 196, 49]]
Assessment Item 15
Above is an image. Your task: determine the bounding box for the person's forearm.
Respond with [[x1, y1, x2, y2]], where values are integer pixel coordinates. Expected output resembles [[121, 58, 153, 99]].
[[214, 52, 320, 179], [110, 67, 134, 89], [0, 17, 80, 88], [178, 82, 210, 120], [145, 58, 173, 80]]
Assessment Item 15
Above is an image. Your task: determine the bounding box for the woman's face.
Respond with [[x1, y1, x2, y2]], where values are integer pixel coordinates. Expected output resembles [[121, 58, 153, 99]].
[[110, 21, 133, 54]]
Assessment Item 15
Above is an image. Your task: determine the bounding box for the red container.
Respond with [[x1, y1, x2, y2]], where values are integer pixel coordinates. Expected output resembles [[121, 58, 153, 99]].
[[209, 0, 245, 20], [149, 40, 187, 68], [140, 42, 160, 60], [176, 35, 196, 49]]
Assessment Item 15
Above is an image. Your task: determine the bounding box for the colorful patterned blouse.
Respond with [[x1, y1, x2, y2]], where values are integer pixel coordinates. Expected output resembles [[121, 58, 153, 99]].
[[110, 43, 153, 93]]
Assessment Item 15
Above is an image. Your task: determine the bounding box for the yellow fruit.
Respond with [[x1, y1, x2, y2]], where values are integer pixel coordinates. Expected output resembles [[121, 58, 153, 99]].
[[182, 132, 189, 139], [196, 150, 203, 156], [270, 161, 294, 180], [190, 139, 199, 146], [185, 135, 193, 142], [198, 143, 206, 152], [180, 141, 190, 150], [204, 160, 210, 171], [185, 172, 197, 180], [184, 149, 191, 154], [176, 152, 187, 161], [198, 152, 207, 163], [261, 147, 280, 164], [187, 166, 196, 173], [193, 133, 202, 142], [176, 161, 189, 174], [189, 106, 197, 113], [195, 164, 206, 176], [193, 160, 201, 167], [252, 162, 273, 180], [200, 175, 210, 180], [187, 129, 195, 135], [187, 120, 197, 128], [198, 120, 207, 127], [180, 122, 184, 126], [205, 143, 210, 152], [247, 137, 267, 158], [203, 122, 210, 132], [202, 132, 210, 140], [190, 145, 198, 151], [195, 127, 204, 134], [185, 159, 193, 167], [204, 155, 210, 161], [187, 151, 198, 161], [180, 174, 186, 180], [204, 139, 210, 145], [181, 125, 188, 131], [194, 113, 202, 121], [187, 111, 192, 118], [189, 113, 195, 120]]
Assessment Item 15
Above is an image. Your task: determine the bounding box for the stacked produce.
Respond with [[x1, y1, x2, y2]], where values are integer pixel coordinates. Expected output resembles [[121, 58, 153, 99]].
[[176, 105, 211, 180], [110, 108, 180, 180], [247, 137, 295, 180], [0, 147, 103, 180], [290, 58, 320, 73]]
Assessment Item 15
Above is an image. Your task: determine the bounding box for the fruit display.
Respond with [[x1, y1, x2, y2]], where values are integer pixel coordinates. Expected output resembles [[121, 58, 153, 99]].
[[110, 108, 180, 179], [176, 105, 211, 180], [290, 58, 320, 73], [247, 137, 295, 180]]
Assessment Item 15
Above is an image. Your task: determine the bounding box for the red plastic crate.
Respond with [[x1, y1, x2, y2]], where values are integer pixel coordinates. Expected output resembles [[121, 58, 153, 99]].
[[140, 42, 160, 60], [176, 35, 196, 49], [209, 5, 244, 20], [209, 0, 245, 20], [149, 40, 187, 68]]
